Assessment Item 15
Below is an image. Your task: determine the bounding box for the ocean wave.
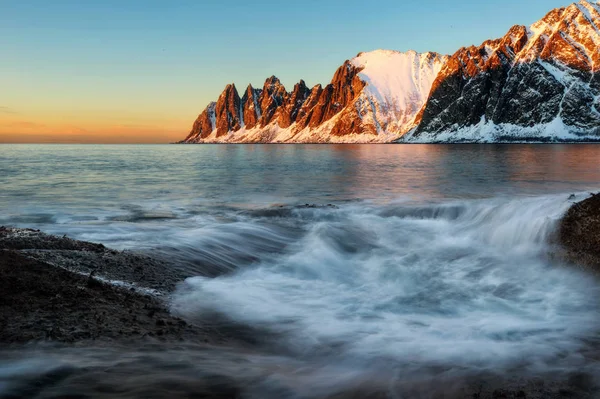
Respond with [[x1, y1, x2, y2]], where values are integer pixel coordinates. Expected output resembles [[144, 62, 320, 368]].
[[172, 194, 600, 372]]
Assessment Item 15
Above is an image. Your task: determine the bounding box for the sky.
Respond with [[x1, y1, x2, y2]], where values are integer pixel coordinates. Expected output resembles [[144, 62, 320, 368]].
[[0, 0, 576, 143]]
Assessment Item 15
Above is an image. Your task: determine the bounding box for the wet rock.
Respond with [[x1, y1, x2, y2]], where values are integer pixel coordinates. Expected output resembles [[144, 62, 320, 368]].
[[296, 203, 340, 209], [558, 194, 600, 269], [0, 227, 206, 345]]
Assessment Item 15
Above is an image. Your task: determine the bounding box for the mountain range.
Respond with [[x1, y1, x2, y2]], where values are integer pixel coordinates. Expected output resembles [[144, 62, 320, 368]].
[[181, 1, 600, 143]]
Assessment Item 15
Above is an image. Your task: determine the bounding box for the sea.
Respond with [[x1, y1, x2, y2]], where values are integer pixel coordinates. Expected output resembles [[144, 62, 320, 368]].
[[2, 143, 600, 398]]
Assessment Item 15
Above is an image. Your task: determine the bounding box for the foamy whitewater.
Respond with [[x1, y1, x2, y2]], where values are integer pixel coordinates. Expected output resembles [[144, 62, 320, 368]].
[[2, 144, 600, 397], [171, 196, 600, 370]]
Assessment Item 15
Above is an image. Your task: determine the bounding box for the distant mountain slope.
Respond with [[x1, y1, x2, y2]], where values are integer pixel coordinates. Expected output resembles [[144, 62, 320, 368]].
[[182, 51, 447, 143], [403, 0, 600, 142], [181, 1, 600, 144]]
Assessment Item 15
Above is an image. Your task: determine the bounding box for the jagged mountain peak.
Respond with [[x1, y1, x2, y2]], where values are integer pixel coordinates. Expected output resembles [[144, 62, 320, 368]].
[[263, 75, 283, 88], [219, 83, 238, 95], [574, 0, 600, 13], [578, 0, 599, 5], [510, 0, 600, 73]]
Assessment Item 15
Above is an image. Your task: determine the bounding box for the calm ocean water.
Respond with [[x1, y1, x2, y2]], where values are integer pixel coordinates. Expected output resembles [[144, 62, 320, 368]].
[[2, 144, 600, 398]]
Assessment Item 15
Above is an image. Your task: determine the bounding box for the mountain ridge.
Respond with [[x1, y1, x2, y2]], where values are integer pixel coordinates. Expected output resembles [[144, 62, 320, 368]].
[[181, 1, 600, 144]]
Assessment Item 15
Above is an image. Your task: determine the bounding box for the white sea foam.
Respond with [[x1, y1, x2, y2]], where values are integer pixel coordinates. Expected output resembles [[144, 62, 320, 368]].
[[172, 194, 600, 371]]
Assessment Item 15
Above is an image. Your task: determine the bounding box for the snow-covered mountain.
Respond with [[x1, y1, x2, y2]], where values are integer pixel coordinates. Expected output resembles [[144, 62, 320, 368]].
[[182, 50, 447, 143], [181, 1, 600, 144], [346, 50, 447, 138], [403, 0, 600, 142]]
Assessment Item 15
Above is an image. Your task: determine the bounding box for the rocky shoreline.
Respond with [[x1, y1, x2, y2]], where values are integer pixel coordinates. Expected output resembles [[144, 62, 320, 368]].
[[2, 195, 600, 399], [0, 227, 209, 345], [0, 227, 268, 348]]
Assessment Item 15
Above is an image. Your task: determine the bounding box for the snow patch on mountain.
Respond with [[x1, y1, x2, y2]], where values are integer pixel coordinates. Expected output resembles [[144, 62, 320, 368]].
[[402, 116, 600, 143], [350, 50, 447, 133], [186, 112, 401, 144], [351, 50, 442, 112]]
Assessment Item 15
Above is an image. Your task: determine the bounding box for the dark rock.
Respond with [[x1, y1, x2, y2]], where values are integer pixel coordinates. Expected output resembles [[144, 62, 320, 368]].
[[559, 194, 600, 269], [0, 249, 205, 345], [0, 227, 207, 345]]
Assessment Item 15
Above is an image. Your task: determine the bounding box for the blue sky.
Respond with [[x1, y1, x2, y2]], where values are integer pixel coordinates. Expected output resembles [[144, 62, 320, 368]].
[[0, 0, 574, 142]]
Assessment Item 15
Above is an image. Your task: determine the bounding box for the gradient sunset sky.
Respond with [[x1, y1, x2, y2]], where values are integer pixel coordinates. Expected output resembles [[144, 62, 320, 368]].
[[1, 0, 573, 143]]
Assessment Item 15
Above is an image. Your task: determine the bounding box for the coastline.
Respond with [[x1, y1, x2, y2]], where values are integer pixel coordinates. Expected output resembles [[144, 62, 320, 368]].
[[172, 140, 600, 144], [0, 227, 269, 348], [2, 196, 600, 398], [0, 227, 205, 345]]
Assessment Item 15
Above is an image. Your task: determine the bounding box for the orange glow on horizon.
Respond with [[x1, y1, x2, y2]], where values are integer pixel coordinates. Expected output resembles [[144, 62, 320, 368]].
[[0, 115, 190, 144]]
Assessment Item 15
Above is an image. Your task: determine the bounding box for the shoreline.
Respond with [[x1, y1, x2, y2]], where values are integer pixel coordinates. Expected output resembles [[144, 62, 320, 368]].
[[0, 227, 270, 348], [4, 142, 600, 146], [2, 195, 600, 398], [0, 227, 206, 345]]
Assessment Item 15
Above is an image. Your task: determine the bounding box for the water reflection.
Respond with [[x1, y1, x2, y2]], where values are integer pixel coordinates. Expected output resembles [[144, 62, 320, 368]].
[[1, 144, 600, 212]]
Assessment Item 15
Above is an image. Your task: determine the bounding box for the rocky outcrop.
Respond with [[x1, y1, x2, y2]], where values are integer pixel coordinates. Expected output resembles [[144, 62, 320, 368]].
[[276, 80, 310, 128], [0, 226, 283, 347], [406, 0, 600, 142], [214, 84, 242, 137], [241, 85, 262, 130], [559, 193, 600, 269], [184, 102, 216, 141], [258, 76, 288, 127], [304, 60, 366, 131], [0, 226, 202, 344], [294, 84, 324, 130]]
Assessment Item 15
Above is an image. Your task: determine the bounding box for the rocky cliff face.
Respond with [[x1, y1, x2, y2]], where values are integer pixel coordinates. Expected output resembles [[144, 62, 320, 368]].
[[182, 1, 600, 143], [214, 84, 242, 137], [276, 80, 310, 129], [405, 0, 600, 142], [183, 102, 215, 141], [183, 50, 446, 143], [241, 85, 262, 130]]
